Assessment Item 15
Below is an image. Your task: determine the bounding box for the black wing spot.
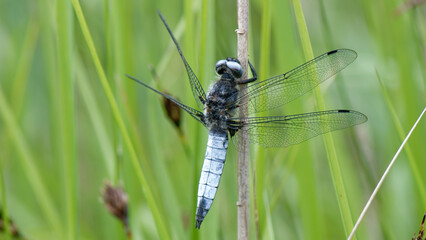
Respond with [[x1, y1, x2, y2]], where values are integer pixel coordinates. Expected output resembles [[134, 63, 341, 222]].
[[327, 50, 338, 55], [338, 109, 350, 113]]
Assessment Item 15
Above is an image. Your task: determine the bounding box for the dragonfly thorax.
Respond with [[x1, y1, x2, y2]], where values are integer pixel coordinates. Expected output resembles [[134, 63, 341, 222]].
[[204, 78, 238, 130]]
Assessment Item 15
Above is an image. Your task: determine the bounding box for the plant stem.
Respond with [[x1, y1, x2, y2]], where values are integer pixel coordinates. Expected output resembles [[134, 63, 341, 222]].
[[56, 0, 77, 239], [292, 0, 355, 237], [237, 0, 250, 239]]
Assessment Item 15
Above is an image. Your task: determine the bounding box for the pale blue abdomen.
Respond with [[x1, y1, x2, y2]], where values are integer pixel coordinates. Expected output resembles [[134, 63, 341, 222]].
[[195, 129, 228, 228]]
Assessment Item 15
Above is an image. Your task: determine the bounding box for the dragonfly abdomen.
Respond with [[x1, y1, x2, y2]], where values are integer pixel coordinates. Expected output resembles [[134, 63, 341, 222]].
[[195, 129, 228, 229]]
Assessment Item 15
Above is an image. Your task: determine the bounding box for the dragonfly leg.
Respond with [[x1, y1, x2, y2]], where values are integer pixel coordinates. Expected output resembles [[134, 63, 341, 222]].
[[236, 60, 257, 84]]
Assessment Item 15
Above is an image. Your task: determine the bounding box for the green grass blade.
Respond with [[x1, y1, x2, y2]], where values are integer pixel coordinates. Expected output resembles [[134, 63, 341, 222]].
[[0, 87, 62, 235], [108, 0, 128, 185], [102, 0, 118, 184], [10, 19, 39, 117], [75, 58, 115, 178], [254, 0, 271, 236], [292, 0, 355, 237], [56, 1, 77, 239], [70, 1, 170, 239], [0, 8, 40, 185], [376, 69, 426, 203]]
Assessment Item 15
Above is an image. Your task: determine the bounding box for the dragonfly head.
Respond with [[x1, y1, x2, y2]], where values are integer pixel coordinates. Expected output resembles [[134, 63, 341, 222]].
[[215, 58, 243, 79]]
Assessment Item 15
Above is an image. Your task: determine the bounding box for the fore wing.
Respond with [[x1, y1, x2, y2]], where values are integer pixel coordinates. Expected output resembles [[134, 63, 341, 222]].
[[227, 49, 357, 115]]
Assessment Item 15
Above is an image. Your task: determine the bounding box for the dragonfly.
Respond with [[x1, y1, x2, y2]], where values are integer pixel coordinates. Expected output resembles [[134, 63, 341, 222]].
[[127, 11, 368, 229]]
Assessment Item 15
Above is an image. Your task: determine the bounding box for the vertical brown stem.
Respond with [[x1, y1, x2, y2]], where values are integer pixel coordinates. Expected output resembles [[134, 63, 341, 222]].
[[237, 0, 249, 239]]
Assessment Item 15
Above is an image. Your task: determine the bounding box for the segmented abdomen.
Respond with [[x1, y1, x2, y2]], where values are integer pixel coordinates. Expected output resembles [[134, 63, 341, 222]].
[[195, 129, 228, 229]]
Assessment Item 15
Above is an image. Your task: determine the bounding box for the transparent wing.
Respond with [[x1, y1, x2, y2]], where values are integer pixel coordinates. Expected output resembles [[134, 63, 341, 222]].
[[127, 75, 206, 127], [228, 110, 367, 148], [158, 11, 207, 110], [227, 49, 357, 115]]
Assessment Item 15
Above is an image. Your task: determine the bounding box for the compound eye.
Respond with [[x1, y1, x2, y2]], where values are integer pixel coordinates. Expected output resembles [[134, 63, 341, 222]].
[[215, 59, 227, 75], [226, 61, 243, 78]]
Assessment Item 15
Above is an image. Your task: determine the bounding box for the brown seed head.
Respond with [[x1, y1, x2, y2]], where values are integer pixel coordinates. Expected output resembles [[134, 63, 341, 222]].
[[162, 94, 182, 129], [101, 182, 131, 238]]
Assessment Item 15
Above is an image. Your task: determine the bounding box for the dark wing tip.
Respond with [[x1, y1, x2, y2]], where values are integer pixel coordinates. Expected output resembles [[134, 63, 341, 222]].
[[327, 49, 358, 60], [338, 109, 368, 123], [195, 219, 202, 229]]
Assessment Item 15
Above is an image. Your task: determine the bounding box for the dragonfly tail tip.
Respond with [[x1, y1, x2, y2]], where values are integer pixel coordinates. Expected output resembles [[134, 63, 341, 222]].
[[195, 219, 203, 229]]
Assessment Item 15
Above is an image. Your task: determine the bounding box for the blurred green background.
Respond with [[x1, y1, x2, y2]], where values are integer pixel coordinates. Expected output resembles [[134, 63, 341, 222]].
[[0, 0, 425, 239]]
